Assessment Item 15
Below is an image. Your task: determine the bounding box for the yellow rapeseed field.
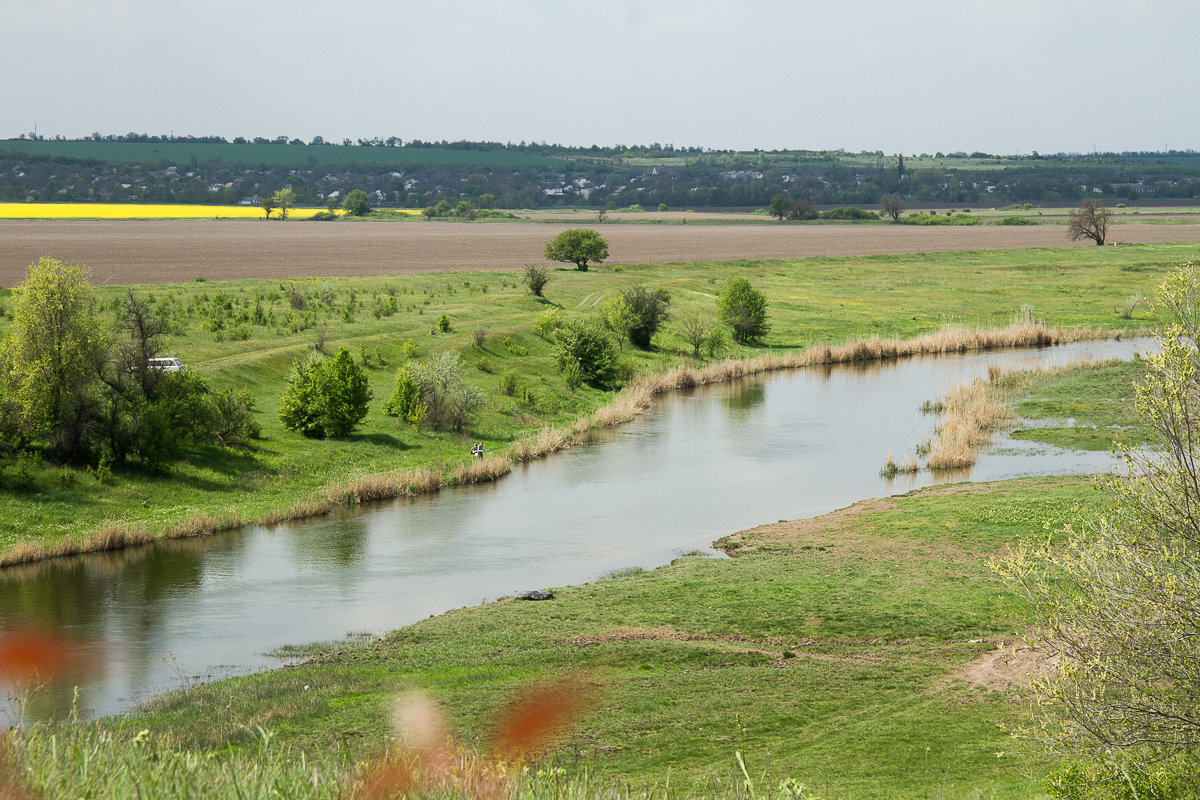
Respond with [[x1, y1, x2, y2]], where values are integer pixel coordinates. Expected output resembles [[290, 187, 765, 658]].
[[0, 203, 418, 220]]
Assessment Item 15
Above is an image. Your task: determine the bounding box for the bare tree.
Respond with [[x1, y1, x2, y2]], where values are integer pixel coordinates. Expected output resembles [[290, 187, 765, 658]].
[[880, 195, 906, 222], [1066, 199, 1111, 245], [674, 308, 718, 357]]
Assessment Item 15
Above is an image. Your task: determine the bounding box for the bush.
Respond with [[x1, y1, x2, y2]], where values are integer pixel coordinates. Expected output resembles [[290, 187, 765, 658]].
[[674, 307, 720, 357], [716, 278, 769, 343], [819, 207, 878, 220], [522, 264, 553, 297], [532, 309, 564, 340], [437, 313, 451, 333], [403, 352, 484, 431], [621, 286, 671, 349], [384, 366, 424, 427], [898, 212, 980, 226], [997, 215, 1037, 226], [553, 318, 617, 387], [279, 348, 372, 438]]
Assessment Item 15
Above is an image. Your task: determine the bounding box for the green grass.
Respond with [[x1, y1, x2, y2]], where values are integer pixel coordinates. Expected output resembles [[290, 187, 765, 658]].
[[0, 244, 1184, 561], [35, 476, 1100, 798], [999, 357, 1152, 450]]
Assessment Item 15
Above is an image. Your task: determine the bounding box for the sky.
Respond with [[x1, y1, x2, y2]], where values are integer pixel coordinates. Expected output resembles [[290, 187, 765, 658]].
[[3, 0, 1198, 155]]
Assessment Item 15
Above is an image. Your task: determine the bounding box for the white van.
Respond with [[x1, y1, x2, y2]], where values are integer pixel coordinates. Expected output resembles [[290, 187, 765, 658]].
[[147, 357, 186, 372]]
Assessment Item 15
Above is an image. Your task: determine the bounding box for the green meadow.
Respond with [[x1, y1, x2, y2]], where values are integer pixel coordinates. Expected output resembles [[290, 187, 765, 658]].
[[0, 243, 1189, 798], [0, 244, 1182, 563]]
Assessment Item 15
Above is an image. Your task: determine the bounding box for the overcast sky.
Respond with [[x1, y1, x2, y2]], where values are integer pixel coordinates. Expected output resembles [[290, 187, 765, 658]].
[[4, 0, 1196, 155]]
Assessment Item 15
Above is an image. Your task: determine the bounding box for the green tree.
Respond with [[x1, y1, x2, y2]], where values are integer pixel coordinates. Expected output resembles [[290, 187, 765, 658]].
[[544, 228, 609, 271], [768, 193, 790, 221], [278, 348, 372, 438], [599, 292, 636, 350], [552, 318, 617, 387], [343, 189, 371, 216], [384, 366, 424, 428], [999, 262, 1200, 790], [616, 286, 671, 349], [716, 277, 769, 343], [6, 257, 106, 462], [273, 188, 295, 220], [261, 196, 277, 219]]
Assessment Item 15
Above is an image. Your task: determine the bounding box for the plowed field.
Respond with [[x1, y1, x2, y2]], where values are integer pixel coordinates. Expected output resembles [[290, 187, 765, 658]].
[[4, 219, 1200, 287]]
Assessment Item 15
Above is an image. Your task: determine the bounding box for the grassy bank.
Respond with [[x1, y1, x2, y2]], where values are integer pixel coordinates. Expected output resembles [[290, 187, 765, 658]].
[[1000, 357, 1151, 451], [0, 244, 1178, 564], [8, 476, 1107, 798]]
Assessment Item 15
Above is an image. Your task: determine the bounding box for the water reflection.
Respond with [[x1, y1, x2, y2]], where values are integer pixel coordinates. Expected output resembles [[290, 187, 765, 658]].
[[0, 338, 1152, 720]]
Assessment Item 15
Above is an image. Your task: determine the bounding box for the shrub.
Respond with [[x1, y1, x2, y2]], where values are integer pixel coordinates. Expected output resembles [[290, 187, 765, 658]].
[[997, 215, 1037, 226], [899, 212, 981, 226], [384, 366, 425, 427], [405, 352, 484, 431], [674, 307, 719, 357], [716, 277, 769, 343], [622, 286, 672, 349], [472, 328, 488, 347], [819, 207, 878, 220], [497, 370, 518, 396], [532, 309, 564, 340], [522, 264, 553, 297], [553, 318, 617, 387], [279, 348, 373, 438], [437, 313, 451, 333]]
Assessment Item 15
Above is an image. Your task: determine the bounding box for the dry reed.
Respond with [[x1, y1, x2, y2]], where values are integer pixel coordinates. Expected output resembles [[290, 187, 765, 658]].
[[455, 456, 513, 485], [510, 427, 574, 462], [926, 378, 1013, 470]]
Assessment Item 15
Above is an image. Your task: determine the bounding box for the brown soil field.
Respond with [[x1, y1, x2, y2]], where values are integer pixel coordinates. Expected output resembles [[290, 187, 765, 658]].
[[4, 219, 1200, 287]]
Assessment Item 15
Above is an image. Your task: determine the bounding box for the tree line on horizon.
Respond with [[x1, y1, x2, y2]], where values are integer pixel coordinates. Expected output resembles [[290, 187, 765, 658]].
[[4, 137, 1200, 210]]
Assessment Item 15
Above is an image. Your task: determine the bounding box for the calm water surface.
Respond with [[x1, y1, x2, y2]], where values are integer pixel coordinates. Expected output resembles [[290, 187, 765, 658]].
[[0, 339, 1150, 721]]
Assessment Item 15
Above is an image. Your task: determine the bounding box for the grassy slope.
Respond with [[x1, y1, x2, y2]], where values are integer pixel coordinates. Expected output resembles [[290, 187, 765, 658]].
[[0, 244, 1183, 560], [107, 476, 1106, 798]]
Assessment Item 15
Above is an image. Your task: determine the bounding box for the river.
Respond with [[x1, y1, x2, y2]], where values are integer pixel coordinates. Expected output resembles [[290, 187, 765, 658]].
[[0, 338, 1149, 723]]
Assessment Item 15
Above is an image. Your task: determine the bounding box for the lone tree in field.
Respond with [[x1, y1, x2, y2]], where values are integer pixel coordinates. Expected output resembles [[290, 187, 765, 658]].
[[716, 277, 769, 343], [544, 228, 609, 271], [260, 196, 277, 219], [999, 262, 1200, 790], [1067, 199, 1111, 245], [343, 189, 371, 216], [769, 194, 790, 221], [880, 195, 906, 222], [273, 188, 295, 220]]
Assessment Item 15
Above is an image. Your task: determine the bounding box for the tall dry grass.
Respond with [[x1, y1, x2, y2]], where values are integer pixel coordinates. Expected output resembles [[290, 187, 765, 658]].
[[455, 456, 513, 485], [925, 378, 1013, 470], [327, 468, 443, 505]]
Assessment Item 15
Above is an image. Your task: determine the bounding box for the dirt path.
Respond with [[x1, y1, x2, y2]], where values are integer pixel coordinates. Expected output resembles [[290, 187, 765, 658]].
[[4, 219, 1200, 287]]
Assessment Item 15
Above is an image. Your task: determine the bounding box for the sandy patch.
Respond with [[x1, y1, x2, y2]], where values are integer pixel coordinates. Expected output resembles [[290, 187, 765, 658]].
[[954, 639, 1057, 692]]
